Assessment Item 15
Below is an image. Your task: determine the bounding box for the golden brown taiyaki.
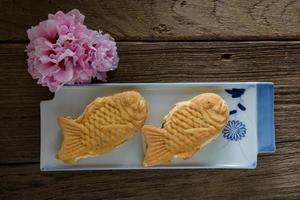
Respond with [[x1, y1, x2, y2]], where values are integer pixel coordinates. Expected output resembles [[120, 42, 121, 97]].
[[142, 93, 229, 166], [57, 91, 148, 164]]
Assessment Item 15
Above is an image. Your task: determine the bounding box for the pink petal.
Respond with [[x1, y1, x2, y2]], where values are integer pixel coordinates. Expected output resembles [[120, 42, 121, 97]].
[[54, 64, 73, 82], [57, 25, 69, 35], [67, 9, 85, 24], [39, 55, 57, 64], [57, 49, 75, 62], [28, 20, 59, 42], [96, 72, 107, 81]]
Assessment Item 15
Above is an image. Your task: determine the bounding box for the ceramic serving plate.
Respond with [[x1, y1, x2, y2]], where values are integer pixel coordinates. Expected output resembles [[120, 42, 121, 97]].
[[40, 82, 275, 171]]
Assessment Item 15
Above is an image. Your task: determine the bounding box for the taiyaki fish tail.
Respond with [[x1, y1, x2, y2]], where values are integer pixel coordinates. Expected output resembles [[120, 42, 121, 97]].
[[56, 117, 87, 164], [142, 125, 172, 167]]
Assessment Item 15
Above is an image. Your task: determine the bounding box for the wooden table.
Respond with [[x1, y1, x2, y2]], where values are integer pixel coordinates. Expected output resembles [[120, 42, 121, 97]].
[[0, 1, 299, 199]]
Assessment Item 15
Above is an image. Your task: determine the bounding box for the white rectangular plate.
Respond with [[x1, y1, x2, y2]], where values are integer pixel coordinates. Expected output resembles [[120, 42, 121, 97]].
[[41, 82, 275, 171]]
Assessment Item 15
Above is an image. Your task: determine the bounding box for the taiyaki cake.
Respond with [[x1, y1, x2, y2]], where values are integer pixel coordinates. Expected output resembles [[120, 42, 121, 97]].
[[142, 93, 229, 166], [57, 91, 148, 164]]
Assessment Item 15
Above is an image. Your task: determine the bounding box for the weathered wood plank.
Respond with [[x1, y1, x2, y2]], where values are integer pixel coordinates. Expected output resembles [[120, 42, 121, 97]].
[[0, 141, 299, 200], [0, 42, 299, 163], [1, 0, 300, 41]]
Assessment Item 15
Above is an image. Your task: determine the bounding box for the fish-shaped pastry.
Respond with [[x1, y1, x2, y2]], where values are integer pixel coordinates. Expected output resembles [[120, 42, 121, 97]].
[[57, 91, 148, 164], [142, 93, 229, 166]]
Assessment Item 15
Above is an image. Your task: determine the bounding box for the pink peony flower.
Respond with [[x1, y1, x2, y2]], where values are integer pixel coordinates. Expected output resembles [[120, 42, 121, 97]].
[[26, 9, 119, 92]]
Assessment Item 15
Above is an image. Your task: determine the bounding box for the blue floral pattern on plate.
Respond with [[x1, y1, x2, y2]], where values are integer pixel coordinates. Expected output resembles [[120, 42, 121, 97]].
[[224, 87, 248, 141], [223, 120, 247, 141]]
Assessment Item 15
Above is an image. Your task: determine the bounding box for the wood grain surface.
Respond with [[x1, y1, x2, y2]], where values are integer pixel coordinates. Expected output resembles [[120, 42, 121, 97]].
[[1, 0, 300, 41], [1, 141, 299, 200], [1, 0, 300, 199]]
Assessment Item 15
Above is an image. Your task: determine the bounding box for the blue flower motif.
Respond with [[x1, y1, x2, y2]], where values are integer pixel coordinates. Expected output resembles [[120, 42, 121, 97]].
[[223, 120, 247, 141]]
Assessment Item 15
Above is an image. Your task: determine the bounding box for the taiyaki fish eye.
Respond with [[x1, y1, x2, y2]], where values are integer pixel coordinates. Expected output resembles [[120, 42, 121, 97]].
[[203, 100, 214, 109], [122, 95, 135, 105]]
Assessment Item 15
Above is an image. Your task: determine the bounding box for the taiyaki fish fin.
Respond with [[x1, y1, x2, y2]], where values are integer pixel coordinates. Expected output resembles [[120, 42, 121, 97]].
[[175, 128, 212, 161], [176, 149, 198, 160], [185, 128, 218, 149], [142, 125, 172, 167], [99, 124, 134, 149], [184, 128, 211, 139], [56, 117, 87, 164]]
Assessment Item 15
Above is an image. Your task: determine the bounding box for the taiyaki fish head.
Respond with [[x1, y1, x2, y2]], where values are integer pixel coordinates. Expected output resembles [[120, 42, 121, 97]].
[[192, 93, 229, 125], [118, 91, 148, 125]]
